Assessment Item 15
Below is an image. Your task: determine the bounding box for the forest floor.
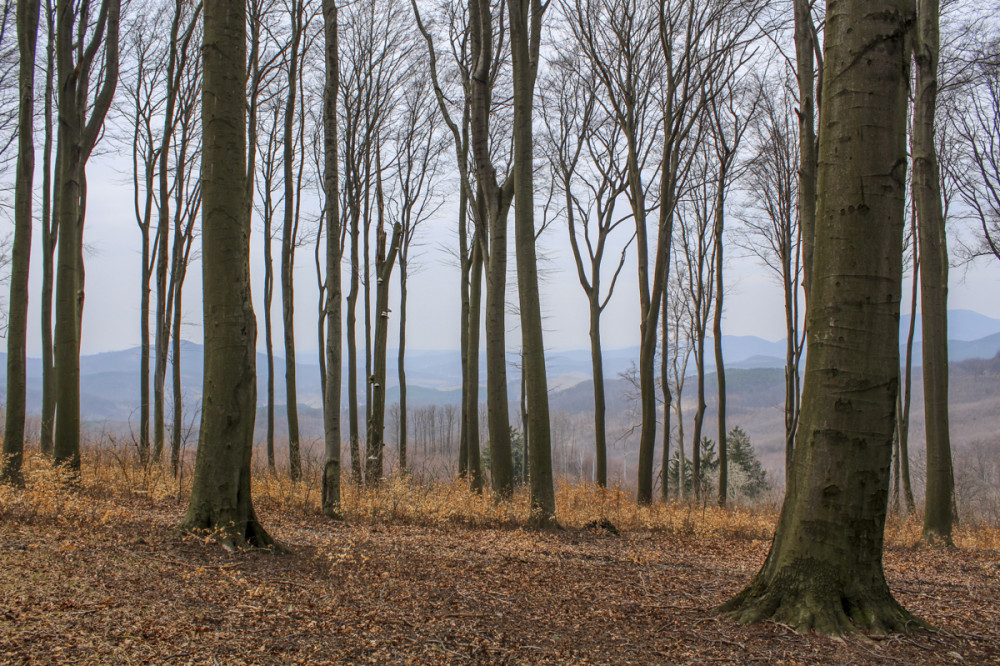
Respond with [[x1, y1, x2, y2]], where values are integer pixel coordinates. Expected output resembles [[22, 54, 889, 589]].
[[1, 452, 999, 664]]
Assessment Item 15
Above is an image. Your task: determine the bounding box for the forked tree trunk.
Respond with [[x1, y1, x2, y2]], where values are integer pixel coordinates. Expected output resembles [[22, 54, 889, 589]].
[[53, 0, 121, 473], [913, 0, 955, 545], [719, 0, 920, 635], [179, 0, 274, 550], [2, 0, 40, 484]]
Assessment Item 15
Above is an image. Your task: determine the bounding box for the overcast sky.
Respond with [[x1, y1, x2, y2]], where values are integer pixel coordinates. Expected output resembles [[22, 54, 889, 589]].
[[16, 150, 1000, 360]]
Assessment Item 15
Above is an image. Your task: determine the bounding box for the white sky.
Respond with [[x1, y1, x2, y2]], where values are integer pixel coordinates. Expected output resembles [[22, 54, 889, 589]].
[[17, 152, 1000, 359]]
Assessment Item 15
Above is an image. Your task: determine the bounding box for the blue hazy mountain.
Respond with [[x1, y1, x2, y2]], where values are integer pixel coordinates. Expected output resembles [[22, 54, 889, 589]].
[[3, 309, 999, 422]]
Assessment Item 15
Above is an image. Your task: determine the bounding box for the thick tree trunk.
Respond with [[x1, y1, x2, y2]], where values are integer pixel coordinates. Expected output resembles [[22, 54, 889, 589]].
[[180, 0, 273, 549], [468, 0, 513, 497], [720, 0, 919, 635], [321, 0, 343, 519], [2, 0, 40, 484], [508, 0, 556, 520], [913, 0, 954, 546]]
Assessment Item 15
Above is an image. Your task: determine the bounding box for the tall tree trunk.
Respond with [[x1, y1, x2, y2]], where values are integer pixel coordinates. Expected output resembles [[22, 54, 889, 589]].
[[899, 226, 918, 513], [282, 0, 304, 482], [2, 0, 40, 484], [180, 0, 273, 549], [509, 0, 557, 517], [913, 0, 954, 546], [458, 187, 472, 479], [590, 294, 608, 488], [691, 323, 706, 501], [794, 0, 818, 302], [264, 211, 276, 472], [347, 196, 362, 483], [398, 263, 408, 474], [321, 0, 343, 518], [660, 290, 671, 501], [466, 240, 484, 491], [719, 0, 920, 634], [365, 219, 401, 484], [714, 185, 727, 507], [468, 0, 514, 497], [782, 252, 798, 484], [154, 0, 187, 466], [170, 254, 187, 478], [39, 0, 56, 458]]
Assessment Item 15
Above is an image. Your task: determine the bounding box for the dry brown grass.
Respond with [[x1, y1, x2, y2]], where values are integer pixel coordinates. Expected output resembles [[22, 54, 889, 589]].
[[4, 448, 999, 550]]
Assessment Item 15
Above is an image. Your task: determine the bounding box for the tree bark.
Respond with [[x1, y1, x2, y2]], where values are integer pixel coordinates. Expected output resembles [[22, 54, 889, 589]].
[[899, 227, 917, 513], [2, 0, 40, 484], [398, 262, 408, 473], [714, 177, 727, 507], [466, 238, 484, 490], [913, 0, 954, 546], [39, 0, 56, 458], [720, 0, 920, 635], [180, 0, 274, 549], [365, 220, 401, 484], [281, 0, 305, 482], [321, 0, 343, 518], [794, 0, 819, 302]]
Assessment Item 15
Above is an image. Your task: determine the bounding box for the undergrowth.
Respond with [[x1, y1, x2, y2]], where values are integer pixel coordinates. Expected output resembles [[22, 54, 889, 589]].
[[2, 446, 998, 551]]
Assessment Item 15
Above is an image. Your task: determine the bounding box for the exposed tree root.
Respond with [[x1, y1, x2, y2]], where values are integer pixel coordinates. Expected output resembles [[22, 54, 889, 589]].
[[178, 514, 286, 553], [717, 565, 929, 638]]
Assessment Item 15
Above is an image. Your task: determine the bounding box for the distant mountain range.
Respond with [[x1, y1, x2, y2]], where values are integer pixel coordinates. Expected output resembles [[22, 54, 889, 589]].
[[2, 309, 999, 426]]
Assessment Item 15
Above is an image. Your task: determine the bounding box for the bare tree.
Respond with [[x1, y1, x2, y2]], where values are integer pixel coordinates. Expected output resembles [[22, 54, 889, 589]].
[[321, 0, 344, 518], [720, 0, 920, 634], [913, 0, 955, 544], [53, 0, 122, 472], [540, 54, 631, 488], [413, 0, 516, 495], [179, 0, 274, 549], [38, 0, 56, 457], [392, 72, 445, 474]]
